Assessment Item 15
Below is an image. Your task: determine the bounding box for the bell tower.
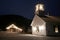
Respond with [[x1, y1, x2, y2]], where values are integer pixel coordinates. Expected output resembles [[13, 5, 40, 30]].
[[35, 3, 45, 16]]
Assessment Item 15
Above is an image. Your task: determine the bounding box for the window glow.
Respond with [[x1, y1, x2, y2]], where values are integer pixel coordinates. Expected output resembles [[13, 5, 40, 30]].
[[55, 27, 58, 33]]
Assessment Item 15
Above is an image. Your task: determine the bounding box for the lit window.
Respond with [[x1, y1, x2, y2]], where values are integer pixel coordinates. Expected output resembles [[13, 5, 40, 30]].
[[55, 25, 59, 33]]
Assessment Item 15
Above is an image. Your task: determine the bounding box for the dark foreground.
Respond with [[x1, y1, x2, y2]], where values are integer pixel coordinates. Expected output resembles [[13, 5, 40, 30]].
[[0, 32, 60, 40]]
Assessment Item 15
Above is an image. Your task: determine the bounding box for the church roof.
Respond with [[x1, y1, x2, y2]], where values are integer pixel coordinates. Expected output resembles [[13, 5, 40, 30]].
[[38, 15, 60, 23]]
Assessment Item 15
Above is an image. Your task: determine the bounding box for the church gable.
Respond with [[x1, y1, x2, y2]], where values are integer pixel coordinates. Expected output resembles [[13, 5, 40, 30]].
[[31, 15, 45, 27]]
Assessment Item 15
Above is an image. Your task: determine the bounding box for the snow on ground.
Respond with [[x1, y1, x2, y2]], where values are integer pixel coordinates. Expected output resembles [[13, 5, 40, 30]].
[[0, 31, 60, 40]]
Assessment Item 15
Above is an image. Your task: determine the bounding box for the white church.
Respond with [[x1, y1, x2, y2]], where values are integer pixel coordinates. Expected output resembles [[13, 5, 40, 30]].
[[31, 3, 60, 36]]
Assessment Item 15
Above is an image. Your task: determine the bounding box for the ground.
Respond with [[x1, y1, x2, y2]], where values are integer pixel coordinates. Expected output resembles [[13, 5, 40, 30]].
[[0, 31, 60, 40]]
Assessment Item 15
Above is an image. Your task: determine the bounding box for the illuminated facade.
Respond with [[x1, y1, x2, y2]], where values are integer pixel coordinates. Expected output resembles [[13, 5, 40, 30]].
[[31, 3, 60, 36], [31, 15, 46, 36], [6, 24, 23, 33]]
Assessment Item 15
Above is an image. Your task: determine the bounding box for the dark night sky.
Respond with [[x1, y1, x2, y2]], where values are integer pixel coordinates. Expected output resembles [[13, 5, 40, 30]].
[[0, 0, 60, 19]]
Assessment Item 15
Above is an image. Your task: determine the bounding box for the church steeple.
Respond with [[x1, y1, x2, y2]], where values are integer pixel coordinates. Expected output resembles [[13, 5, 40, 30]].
[[35, 3, 45, 17]]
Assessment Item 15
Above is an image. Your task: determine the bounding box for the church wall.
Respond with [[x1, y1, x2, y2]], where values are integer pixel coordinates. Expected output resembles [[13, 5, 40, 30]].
[[31, 15, 46, 36], [46, 22, 60, 36], [46, 22, 54, 36]]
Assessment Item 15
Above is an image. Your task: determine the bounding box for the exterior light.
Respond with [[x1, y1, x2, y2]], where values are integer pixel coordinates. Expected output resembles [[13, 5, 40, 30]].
[[6, 24, 23, 32], [6, 24, 18, 29]]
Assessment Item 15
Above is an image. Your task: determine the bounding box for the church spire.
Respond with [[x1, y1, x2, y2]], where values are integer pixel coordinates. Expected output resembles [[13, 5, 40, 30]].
[[35, 3, 44, 15], [35, 2, 46, 17]]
